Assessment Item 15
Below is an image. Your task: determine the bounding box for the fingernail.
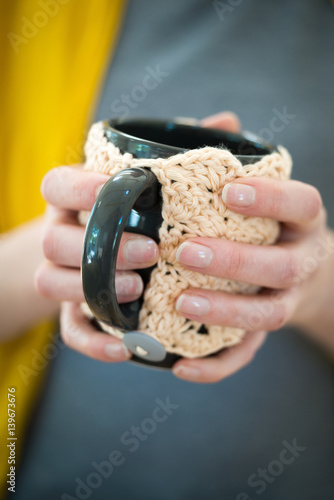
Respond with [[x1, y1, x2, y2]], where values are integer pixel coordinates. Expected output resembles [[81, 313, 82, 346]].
[[173, 365, 201, 380], [222, 183, 256, 206], [105, 343, 130, 360], [115, 273, 143, 297], [176, 242, 213, 268], [123, 238, 158, 264], [176, 294, 211, 316]]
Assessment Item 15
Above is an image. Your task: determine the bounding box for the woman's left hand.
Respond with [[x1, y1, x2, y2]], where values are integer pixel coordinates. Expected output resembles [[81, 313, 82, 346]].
[[172, 123, 326, 382]]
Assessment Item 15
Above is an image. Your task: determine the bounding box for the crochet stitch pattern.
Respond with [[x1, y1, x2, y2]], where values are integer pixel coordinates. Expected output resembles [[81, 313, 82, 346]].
[[81, 121, 292, 358]]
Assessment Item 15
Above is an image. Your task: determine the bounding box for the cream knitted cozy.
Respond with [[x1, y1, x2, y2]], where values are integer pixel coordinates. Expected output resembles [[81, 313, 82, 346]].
[[81, 121, 292, 358]]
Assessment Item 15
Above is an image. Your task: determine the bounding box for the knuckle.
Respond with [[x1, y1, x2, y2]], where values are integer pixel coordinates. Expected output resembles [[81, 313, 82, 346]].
[[306, 187, 322, 220], [270, 302, 287, 330], [268, 183, 284, 215], [72, 172, 100, 210], [280, 251, 299, 287], [215, 298, 238, 325], [34, 264, 52, 298], [115, 273, 142, 298], [42, 225, 58, 261], [225, 247, 243, 279]]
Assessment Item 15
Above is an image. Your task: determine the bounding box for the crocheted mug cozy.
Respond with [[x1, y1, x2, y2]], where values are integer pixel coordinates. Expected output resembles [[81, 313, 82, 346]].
[[81, 121, 292, 358]]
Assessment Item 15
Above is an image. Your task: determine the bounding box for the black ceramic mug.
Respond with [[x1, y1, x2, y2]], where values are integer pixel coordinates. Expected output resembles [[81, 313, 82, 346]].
[[81, 118, 276, 368]]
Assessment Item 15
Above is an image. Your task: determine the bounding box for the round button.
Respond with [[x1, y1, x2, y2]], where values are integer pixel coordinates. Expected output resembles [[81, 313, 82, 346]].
[[123, 332, 166, 362]]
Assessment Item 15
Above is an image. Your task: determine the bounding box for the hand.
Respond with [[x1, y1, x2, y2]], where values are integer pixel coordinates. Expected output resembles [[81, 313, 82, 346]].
[[38, 111, 318, 381], [172, 171, 325, 383], [35, 166, 159, 362], [35, 112, 241, 363]]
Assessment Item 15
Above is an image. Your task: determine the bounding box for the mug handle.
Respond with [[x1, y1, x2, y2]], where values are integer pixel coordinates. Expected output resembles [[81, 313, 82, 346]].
[[81, 167, 162, 331]]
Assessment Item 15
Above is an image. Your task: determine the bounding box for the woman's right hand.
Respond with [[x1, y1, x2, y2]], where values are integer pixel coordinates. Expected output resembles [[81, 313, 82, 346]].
[[35, 166, 159, 362]]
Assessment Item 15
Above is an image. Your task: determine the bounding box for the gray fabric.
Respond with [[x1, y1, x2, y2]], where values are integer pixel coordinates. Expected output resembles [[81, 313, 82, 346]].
[[14, 1, 334, 499]]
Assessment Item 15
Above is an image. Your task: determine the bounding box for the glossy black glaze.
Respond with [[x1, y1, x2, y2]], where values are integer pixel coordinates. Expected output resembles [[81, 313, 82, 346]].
[[82, 166, 180, 368], [82, 118, 276, 368], [105, 118, 276, 163], [82, 168, 162, 331]]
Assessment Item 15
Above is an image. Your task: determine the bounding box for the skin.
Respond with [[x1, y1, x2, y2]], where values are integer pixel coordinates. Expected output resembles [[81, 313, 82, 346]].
[[0, 217, 59, 340], [17, 111, 334, 383]]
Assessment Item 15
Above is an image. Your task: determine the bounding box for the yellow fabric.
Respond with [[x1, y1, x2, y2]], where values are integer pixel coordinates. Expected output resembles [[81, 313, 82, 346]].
[[0, 1, 126, 497]]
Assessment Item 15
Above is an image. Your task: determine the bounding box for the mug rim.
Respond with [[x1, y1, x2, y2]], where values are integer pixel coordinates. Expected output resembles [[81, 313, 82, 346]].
[[103, 117, 277, 164]]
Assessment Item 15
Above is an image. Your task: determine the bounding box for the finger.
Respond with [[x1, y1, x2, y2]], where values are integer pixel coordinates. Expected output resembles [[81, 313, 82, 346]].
[[176, 238, 305, 289], [60, 302, 132, 362], [35, 262, 84, 301], [173, 330, 267, 383], [175, 287, 300, 331], [41, 166, 110, 211], [222, 178, 323, 231], [42, 223, 85, 268], [35, 262, 143, 303], [116, 233, 159, 270], [45, 205, 79, 225], [200, 111, 241, 133], [43, 220, 159, 270], [115, 271, 143, 302]]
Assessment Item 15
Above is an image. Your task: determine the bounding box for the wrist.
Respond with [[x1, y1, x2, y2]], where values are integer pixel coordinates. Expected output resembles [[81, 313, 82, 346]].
[[289, 229, 334, 352]]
